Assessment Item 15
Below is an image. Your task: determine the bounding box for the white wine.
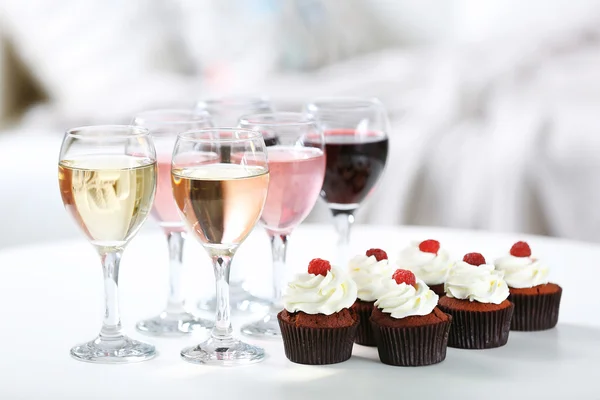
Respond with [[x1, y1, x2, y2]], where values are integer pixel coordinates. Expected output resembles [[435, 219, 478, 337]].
[[58, 155, 156, 249], [172, 163, 269, 250]]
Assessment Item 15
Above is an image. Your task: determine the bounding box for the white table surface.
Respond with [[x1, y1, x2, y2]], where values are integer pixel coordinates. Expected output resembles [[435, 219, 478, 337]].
[[0, 224, 598, 399]]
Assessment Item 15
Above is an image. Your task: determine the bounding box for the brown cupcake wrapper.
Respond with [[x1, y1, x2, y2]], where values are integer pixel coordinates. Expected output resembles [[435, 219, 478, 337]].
[[370, 315, 452, 366], [354, 302, 376, 346], [438, 303, 514, 349], [277, 312, 359, 365], [509, 287, 562, 331]]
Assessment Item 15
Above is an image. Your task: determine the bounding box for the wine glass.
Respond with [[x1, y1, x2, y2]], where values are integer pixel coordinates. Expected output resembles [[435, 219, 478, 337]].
[[57, 125, 157, 363], [304, 98, 389, 266], [195, 96, 274, 127], [194, 96, 275, 314], [132, 109, 214, 336], [238, 112, 325, 338], [172, 128, 269, 365]]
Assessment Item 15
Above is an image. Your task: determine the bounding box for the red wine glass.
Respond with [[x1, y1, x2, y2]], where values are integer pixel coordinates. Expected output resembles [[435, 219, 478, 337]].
[[304, 97, 389, 265]]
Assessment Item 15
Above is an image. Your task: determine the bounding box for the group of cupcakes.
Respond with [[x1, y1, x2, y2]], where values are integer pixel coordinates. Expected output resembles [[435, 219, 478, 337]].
[[277, 239, 563, 366]]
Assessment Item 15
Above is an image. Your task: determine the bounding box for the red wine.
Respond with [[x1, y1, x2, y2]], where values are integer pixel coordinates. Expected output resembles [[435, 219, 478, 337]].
[[307, 129, 388, 209], [220, 134, 277, 163], [263, 135, 278, 147]]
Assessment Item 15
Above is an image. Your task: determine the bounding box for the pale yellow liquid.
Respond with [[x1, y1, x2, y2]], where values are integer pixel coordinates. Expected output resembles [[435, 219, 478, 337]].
[[58, 155, 156, 249]]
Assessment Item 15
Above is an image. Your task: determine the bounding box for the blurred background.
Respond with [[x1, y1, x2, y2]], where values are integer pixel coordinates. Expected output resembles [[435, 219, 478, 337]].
[[1, 0, 600, 249]]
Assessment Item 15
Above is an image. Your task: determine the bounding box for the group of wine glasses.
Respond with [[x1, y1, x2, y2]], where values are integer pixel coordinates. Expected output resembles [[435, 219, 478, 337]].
[[57, 96, 390, 366]]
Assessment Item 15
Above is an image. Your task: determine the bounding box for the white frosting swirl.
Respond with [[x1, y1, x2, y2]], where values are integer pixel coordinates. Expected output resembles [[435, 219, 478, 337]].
[[396, 241, 452, 285], [445, 262, 509, 304], [348, 254, 393, 301], [283, 266, 358, 315], [374, 278, 438, 319], [494, 255, 549, 289]]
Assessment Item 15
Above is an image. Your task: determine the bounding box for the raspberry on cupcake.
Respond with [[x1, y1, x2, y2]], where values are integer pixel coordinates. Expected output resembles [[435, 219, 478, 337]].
[[438, 253, 514, 349], [347, 248, 393, 346], [370, 269, 451, 366], [278, 258, 359, 365], [495, 241, 562, 331], [396, 239, 452, 296]]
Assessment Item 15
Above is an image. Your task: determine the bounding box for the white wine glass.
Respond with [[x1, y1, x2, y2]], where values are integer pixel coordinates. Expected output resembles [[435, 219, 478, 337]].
[[132, 109, 214, 336], [58, 125, 157, 363], [194, 96, 274, 314], [172, 128, 269, 365], [238, 112, 325, 338]]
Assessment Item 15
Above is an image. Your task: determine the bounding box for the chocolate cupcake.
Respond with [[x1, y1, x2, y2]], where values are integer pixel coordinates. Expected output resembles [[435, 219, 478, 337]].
[[348, 248, 393, 346], [438, 253, 513, 349], [371, 269, 451, 366], [495, 241, 562, 331], [278, 258, 359, 365], [396, 239, 452, 297]]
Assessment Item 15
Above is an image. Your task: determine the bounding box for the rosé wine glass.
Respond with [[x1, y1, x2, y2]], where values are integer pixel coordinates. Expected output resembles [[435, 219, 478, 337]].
[[133, 109, 214, 336], [304, 98, 389, 266], [195, 96, 275, 314], [238, 112, 325, 338], [172, 128, 269, 365]]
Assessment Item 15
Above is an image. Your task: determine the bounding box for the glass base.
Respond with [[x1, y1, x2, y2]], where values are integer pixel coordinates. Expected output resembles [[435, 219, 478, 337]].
[[70, 335, 156, 364], [136, 311, 213, 337], [240, 310, 281, 339], [197, 282, 270, 315], [180, 337, 265, 366]]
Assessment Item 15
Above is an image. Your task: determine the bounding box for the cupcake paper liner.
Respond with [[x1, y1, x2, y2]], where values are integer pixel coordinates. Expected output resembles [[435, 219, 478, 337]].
[[370, 315, 452, 366], [509, 287, 562, 331], [353, 301, 376, 346], [278, 312, 359, 365], [438, 303, 514, 349]]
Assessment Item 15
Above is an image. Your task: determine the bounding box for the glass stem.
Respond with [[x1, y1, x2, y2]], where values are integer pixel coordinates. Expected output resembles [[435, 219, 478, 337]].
[[211, 253, 234, 341], [165, 231, 186, 314], [99, 250, 124, 340], [332, 210, 355, 266], [270, 234, 288, 311]]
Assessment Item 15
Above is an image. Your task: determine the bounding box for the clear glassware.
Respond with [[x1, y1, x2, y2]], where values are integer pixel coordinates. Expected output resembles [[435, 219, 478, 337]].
[[132, 109, 214, 336], [304, 98, 390, 266], [238, 113, 325, 338], [172, 128, 269, 365], [195, 96, 273, 127], [195, 96, 274, 314], [57, 125, 157, 363]]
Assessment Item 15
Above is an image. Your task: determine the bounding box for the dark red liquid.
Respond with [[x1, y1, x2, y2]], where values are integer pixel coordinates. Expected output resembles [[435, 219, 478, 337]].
[[307, 129, 388, 207], [264, 135, 278, 146], [221, 135, 277, 162]]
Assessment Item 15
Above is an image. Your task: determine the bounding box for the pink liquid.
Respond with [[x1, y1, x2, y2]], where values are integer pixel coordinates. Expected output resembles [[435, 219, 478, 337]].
[[152, 156, 185, 233], [261, 146, 326, 235]]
